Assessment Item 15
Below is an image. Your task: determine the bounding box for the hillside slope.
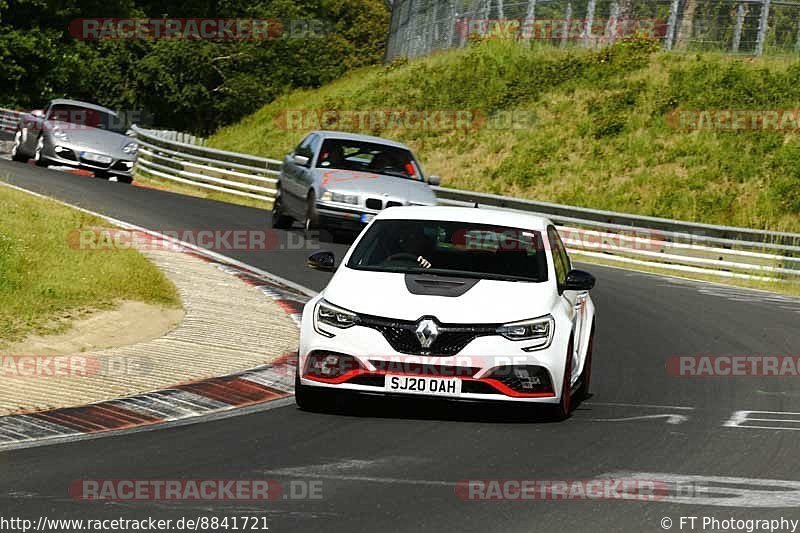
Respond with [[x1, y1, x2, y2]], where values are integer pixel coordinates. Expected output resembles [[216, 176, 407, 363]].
[[209, 38, 800, 232]]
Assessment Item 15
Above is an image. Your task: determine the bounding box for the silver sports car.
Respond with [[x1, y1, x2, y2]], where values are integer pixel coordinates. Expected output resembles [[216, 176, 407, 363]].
[[272, 131, 439, 237], [11, 99, 138, 183]]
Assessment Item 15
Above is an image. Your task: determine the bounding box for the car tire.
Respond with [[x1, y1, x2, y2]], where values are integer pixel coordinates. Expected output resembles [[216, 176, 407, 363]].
[[304, 191, 320, 239], [94, 170, 110, 180], [10, 130, 28, 162], [117, 175, 133, 184], [271, 184, 294, 229], [33, 135, 49, 167], [576, 323, 595, 401], [551, 336, 574, 421]]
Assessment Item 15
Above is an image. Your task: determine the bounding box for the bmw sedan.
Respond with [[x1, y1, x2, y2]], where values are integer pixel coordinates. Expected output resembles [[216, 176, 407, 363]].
[[272, 131, 439, 238], [296, 206, 597, 419], [11, 99, 138, 183]]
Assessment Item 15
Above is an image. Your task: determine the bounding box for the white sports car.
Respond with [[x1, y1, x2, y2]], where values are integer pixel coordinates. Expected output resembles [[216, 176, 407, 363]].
[[296, 206, 596, 419]]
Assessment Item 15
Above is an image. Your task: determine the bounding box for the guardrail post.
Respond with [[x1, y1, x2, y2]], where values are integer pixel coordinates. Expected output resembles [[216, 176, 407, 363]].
[[664, 0, 681, 50], [733, 3, 747, 53], [755, 0, 771, 56]]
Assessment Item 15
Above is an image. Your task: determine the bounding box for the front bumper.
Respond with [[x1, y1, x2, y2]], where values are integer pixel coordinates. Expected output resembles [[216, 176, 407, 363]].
[[315, 202, 378, 231], [44, 142, 134, 176], [298, 300, 570, 404]]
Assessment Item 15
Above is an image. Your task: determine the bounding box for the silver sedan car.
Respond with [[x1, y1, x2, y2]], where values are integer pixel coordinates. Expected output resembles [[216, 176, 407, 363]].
[[11, 99, 138, 183], [272, 131, 439, 237]]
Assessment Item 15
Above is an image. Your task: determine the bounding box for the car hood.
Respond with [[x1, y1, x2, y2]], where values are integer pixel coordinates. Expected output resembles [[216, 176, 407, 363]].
[[49, 122, 133, 155], [323, 267, 556, 324], [314, 169, 436, 204]]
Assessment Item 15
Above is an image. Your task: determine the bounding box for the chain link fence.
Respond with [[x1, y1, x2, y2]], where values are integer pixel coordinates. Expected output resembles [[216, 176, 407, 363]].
[[386, 0, 800, 59]]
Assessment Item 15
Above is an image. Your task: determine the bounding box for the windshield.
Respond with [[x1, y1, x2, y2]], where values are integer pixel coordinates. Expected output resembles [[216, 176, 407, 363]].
[[347, 219, 548, 282], [316, 139, 422, 180], [48, 104, 127, 133]]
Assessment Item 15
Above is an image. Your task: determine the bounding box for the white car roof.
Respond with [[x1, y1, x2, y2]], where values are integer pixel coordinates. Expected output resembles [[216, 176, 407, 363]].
[[374, 206, 553, 232]]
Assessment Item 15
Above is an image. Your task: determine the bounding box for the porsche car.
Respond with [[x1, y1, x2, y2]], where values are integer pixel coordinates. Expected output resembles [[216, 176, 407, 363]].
[[10, 99, 138, 183], [272, 131, 439, 237], [296, 206, 597, 419]]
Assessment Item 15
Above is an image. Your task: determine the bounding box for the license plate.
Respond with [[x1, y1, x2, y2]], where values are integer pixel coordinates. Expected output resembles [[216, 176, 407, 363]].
[[385, 375, 461, 397], [82, 152, 112, 164], [360, 213, 375, 223]]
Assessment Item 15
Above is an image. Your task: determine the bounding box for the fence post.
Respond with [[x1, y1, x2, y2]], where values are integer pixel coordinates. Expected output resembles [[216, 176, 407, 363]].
[[664, 0, 681, 49], [497, 0, 504, 19], [583, 0, 597, 47], [561, 2, 573, 48], [522, 0, 538, 40], [795, 12, 800, 51], [732, 3, 746, 53], [606, 1, 620, 44], [755, 0, 771, 56], [447, 0, 457, 47]]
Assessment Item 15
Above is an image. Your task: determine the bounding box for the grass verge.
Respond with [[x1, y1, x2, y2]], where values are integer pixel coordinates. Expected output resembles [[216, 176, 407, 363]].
[[0, 183, 181, 347]]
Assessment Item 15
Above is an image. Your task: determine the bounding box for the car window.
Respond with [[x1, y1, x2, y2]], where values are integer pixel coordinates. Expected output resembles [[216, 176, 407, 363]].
[[347, 219, 548, 282], [294, 134, 316, 159], [316, 139, 423, 181], [548, 226, 568, 287], [47, 104, 125, 133]]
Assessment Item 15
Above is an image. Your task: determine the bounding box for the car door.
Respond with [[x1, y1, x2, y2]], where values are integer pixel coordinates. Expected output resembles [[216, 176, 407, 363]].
[[282, 134, 317, 216], [19, 103, 49, 153], [548, 226, 585, 379]]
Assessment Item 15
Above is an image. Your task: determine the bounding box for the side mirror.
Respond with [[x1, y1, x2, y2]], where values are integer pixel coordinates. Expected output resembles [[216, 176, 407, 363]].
[[563, 269, 596, 292], [293, 154, 310, 167], [30, 109, 45, 119], [307, 251, 335, 272], [427, 175, 441, 186]]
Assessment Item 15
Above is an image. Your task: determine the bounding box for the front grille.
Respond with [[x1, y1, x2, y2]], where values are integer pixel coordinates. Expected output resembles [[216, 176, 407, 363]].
[[347, 374, 385, 387], [358, 315, 499, 356], [365, 198, 383, 210], [461, 381, 502, 395]]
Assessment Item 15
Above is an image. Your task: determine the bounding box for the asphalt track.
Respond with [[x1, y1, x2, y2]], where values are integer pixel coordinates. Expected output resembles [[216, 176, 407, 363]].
[[2, 159, 800, 532]]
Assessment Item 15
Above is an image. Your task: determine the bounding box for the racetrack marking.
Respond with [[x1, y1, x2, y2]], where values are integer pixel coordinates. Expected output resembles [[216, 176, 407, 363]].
[[724, 410, 800, 431], [606, 471, 800, 508], [584, 401, 695, 411], [258, 469, 458, 487], [590, 414, 689, 424]]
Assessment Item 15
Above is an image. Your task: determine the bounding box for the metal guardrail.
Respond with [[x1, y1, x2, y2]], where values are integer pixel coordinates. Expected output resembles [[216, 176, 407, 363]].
[[0, 109, 23, 135], [111, 126, 800, 282]]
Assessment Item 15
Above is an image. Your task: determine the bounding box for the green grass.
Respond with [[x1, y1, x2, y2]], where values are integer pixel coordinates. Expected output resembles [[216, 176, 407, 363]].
[[0, 184, 181, 346], [209, 37, 800, 233]]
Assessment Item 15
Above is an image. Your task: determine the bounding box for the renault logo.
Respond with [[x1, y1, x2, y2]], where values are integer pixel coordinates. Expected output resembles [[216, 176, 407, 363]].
[[415, 318, 439, 349]]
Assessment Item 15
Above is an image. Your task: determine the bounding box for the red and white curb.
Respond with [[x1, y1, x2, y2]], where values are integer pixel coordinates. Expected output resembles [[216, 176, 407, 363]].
[[0, 221, 311, 450]]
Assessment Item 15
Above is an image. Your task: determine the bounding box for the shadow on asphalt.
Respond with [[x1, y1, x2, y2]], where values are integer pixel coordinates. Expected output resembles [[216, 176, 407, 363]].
[[295, 393, 595, 425]]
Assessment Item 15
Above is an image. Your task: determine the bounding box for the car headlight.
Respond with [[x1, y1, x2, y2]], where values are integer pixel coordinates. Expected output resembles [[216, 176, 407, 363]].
[[496, 314, 555, 350], [52, 129, 69, 141], [320, 190, 359, 205], [122, 142, 139, 155], [314, 299, 360, 336]]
